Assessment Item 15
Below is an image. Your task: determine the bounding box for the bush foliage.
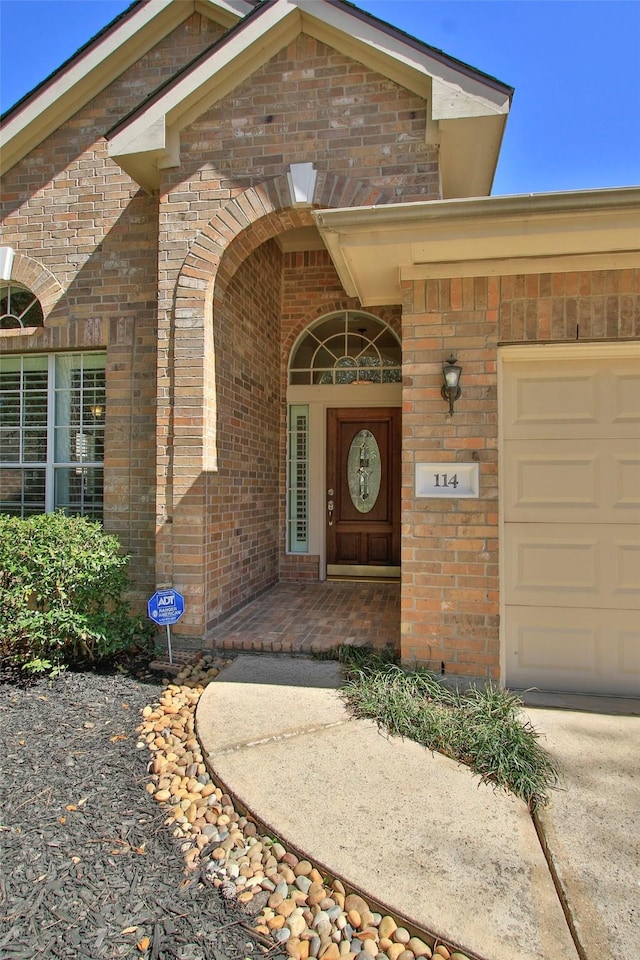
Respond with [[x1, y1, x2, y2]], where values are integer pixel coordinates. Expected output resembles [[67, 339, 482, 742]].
[[0, 512, 152, 669], [327, 645, 559, 810]]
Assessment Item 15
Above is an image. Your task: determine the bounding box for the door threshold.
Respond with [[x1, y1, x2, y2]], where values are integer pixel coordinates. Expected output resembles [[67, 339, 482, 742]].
[[327, 575, 399, 583], [326, 564, 400, 579]]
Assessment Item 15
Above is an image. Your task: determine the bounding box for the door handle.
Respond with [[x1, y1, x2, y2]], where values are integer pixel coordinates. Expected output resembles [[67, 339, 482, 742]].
[[327, 499, 334, 526]]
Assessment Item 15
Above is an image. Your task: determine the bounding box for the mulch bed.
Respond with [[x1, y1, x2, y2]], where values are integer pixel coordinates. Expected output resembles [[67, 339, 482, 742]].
[[0, 661, 267, 960]]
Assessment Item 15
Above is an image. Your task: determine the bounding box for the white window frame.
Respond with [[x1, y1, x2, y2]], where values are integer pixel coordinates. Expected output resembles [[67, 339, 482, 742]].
[[0, 352, 105, 518]]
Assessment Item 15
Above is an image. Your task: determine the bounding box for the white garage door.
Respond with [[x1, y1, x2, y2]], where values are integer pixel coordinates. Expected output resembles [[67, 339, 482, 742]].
[[501, 344, 640, 697]]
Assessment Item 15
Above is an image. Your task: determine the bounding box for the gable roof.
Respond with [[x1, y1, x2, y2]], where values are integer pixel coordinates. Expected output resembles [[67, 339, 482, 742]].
[[1, 0, 513, 200], [0, 0, 254, 175], [106, 0, 513, 197]]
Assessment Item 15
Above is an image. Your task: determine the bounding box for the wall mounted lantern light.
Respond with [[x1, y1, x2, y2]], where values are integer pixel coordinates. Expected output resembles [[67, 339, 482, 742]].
[[441, 355, 462, 415]]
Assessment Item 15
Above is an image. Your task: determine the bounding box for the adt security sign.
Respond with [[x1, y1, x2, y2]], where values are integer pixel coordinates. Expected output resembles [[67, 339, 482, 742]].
[[147, 589, 185, 627]]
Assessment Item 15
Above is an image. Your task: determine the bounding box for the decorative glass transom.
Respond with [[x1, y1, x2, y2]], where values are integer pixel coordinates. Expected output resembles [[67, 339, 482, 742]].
[[348, 429, 381, 513], [289, 311, 401, 385], [0, 284, 44, 330]]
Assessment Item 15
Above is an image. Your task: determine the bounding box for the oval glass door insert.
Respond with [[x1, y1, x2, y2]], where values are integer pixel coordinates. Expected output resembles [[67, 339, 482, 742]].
[[348, 429, 381, 513]]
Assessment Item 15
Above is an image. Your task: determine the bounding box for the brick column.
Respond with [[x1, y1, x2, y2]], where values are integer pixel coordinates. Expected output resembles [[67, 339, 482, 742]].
[[401, 276, 500, 680]]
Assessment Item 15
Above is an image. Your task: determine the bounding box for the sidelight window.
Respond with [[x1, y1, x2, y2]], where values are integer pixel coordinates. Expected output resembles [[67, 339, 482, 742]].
[[287, 404, 309, 552]]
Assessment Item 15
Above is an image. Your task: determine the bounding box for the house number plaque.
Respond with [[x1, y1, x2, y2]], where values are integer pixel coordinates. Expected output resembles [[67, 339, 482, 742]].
[[415, 462, 479, 499]]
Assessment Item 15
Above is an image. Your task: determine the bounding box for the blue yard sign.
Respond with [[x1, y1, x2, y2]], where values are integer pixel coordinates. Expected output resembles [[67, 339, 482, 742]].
[[147, 589, 185, 627], [148, 589, 185, 665]]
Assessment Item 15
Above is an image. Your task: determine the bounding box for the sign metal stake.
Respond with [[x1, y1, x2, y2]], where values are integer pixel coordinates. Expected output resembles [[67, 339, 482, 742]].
[[147, 588, 185, 665]]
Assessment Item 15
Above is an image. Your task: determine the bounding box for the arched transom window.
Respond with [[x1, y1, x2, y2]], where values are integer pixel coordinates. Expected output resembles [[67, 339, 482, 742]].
[[289, 311, 401, 385], [0, 283, 44, 331]]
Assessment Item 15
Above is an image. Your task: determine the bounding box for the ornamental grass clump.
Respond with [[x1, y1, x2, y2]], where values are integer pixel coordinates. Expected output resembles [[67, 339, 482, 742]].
[[0, 512, 152, 671], [333, 646, 558, 811]]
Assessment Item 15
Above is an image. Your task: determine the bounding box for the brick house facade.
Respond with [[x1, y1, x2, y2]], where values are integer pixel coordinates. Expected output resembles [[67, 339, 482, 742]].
[[1, 0, 638, 695]]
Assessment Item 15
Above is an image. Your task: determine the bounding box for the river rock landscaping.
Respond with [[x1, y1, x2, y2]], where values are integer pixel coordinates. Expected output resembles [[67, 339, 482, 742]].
[[0, 654, 471, 960], [138, 655, 471, 960]]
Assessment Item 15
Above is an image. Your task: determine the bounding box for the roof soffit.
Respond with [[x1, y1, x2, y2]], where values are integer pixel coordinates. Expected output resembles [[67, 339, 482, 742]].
[[106, 0, 512, 193], [313, 189, 640, 304], [0, 0, 253, 176]]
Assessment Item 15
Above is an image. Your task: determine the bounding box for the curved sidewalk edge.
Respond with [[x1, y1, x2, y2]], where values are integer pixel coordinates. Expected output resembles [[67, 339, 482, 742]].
[[195, 654, 579, 960]]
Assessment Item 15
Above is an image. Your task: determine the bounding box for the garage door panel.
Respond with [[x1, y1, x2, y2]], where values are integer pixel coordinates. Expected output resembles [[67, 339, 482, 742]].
[[621, 629, 640, 675], [502, 348, 640, 696], [616, 373, 640, 424], [503, 359, 640, 439], [619, 457, 640, 507], [618, 542, 640, 595], [504, 440, 640, 523], [506, 606, 640, 696], [505, 524, 640, 608]]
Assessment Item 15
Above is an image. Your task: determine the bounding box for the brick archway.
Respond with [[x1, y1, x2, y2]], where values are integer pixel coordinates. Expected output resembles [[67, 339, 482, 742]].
[[168, 173, 390, 476], [176, 173, 389, 320], [157, 173, 391, 630]]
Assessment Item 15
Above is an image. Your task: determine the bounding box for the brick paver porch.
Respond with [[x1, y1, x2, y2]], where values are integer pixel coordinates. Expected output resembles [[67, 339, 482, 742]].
[[202, 581, 400, 655]]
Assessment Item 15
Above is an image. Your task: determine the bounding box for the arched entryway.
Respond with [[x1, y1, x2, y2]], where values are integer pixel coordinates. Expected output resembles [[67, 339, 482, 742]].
[[286, 310, 402, 580], [162, 175, 401, 647]]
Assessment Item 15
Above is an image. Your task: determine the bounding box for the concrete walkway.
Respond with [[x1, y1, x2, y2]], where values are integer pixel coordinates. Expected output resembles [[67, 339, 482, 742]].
[[195, 655, 640, 960]]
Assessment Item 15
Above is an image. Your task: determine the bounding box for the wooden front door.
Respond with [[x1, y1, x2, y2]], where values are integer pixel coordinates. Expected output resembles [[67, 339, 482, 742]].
[[326, 408, 401, 577]]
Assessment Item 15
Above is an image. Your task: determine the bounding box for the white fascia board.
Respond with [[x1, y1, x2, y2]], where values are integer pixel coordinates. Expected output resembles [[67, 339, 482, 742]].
[[314, 187, 640, 231], [408, 208, 640, 264], [319, 229, 360, 299], [296, 0, 510, 117], [195, 0, 254, 28], [108, 1, 300, 166], [0, 0, 184, 173], [313, 187, 640, 302], [317, 206, 640, 261], [431, 77, 509, 120]]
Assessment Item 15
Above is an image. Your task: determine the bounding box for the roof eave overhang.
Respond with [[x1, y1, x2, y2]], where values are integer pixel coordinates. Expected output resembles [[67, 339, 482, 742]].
[[106, 0, 512, 194], [312, 187, 640, 305], [0, 0, 252, 176]]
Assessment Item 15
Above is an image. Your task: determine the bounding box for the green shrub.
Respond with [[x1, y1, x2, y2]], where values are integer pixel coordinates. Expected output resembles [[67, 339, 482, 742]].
[[0, 512, 152, 669], [336, 650, 559, 811]]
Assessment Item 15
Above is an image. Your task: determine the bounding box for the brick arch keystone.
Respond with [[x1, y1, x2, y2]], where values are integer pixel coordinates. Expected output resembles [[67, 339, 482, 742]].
[[175, 173, 391, 318]]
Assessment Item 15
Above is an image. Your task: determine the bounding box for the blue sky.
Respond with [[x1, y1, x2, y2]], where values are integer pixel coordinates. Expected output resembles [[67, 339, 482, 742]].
[[1, 0, 639, 196]]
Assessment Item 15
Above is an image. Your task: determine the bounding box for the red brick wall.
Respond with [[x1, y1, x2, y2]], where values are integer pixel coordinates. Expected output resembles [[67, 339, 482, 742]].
[[401, 276, 500, 678], [497, 269, 640, 341], [165, 34, 439, 229], [3, 15, 442, 634], [0, 13, 227, 601], [204, 238, 283, 628], [401, 268, 640, 679], [154, 32, 439, 633]]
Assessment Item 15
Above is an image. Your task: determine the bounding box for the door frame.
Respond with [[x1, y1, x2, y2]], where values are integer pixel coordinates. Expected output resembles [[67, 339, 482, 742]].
[[286, 384, 402, 579]]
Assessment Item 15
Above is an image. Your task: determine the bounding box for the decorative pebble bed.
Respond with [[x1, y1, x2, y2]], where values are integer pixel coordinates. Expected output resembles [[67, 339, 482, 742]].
[[138, 655, 473, 960]]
